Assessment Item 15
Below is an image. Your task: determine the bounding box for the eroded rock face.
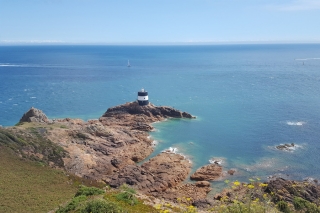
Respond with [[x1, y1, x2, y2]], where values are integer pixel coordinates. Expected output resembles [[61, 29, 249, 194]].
[[19, 107, 49, 123], [266, 178, 320, 203], [109, 153, 192, 194], [190, 164, 223, 181]]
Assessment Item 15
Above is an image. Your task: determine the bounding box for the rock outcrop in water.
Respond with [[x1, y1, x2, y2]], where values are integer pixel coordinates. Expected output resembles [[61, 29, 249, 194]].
[[276, 143, 296, 151], [190, 164, 223, 181], [102, 101, 195, 120]]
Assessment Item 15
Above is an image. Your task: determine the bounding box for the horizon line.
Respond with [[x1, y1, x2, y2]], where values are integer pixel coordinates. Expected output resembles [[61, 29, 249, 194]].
[[1, 40, 320, 46]]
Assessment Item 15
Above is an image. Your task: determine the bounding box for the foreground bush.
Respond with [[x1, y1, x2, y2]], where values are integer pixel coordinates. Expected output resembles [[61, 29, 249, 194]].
[[75, 185, 105, 197], [115, 184, 138, 206], [81, 199, 124, 213]]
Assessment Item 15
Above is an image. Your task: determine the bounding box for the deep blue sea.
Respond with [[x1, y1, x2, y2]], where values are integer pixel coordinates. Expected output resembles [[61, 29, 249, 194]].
[[1, 44, 320, 186]]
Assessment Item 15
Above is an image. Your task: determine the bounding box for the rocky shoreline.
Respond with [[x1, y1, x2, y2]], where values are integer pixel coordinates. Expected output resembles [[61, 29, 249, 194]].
[[12, 101, 227, 201], [3, 101, 320, 211]]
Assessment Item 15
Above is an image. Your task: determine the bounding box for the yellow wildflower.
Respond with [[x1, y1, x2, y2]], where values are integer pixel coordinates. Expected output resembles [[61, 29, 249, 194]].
[[259, 183, 268, 187], [247, 184, 255, 189], [233, 180, 241, 186], [154, 204, 162, 210]]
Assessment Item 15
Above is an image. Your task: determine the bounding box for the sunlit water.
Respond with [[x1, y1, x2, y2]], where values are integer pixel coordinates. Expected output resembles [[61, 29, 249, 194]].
[[1, 44, 320, 186]]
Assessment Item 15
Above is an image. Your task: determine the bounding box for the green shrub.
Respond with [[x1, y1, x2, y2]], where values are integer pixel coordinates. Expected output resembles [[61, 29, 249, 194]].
[[119, 184, 136, 194], [293, 197, 307, 210], [81, 199, 124, 213], [115, 191, 138, 206], [56, 195, 87, 213], [305, 202, 320, 213], [277, 201, 290, 213], [75, 185, 105, 197], [114, 184, 138, 206]]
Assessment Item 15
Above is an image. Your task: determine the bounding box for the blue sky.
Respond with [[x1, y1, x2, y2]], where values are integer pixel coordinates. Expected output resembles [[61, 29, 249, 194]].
[[0, 0, 319, 44]]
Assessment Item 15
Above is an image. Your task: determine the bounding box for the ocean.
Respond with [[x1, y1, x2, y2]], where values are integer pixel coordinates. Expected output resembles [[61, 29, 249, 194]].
[[1, 44, 320, 185]]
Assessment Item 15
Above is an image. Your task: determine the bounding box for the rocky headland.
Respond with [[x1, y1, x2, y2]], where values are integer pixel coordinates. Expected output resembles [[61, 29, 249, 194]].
[[3, 101, 217, 201], [2, 101, 320, 211]]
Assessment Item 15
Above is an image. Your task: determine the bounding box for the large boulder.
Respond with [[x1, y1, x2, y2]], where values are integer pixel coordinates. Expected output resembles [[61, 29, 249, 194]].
[[190, 164, 223, 181], [109, 153, 192, 194], [19, 107, 49, 123]]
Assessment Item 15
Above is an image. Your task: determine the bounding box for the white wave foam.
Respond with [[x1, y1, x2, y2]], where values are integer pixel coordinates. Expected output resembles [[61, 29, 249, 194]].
[[152, 140, 158, 146], [13, 104, 18, 106], [0, 63, 22, 67], [30, 97, 37, 99], [286, 121, 305, 126], [161, 147, 191, 163], [295, 58, 320, 61], [209, 157, 224, 165], [162, 147, 178, 154]]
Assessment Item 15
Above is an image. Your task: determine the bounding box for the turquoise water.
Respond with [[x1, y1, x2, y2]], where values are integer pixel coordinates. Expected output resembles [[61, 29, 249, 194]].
[[1, 44, 320, 183]]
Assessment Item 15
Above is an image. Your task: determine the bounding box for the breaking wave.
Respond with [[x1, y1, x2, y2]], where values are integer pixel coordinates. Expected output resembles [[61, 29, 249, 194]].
[[286, 121, 305, 126]]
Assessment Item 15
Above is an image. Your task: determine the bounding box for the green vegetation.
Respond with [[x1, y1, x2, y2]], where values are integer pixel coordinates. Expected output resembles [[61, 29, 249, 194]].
[[277, 201, 290, 213], [0, 127, 67, 167], [56, 185, 157, 213], [0, 147, 78, 213], [75, 185, 105, 197], [81, 199, 124, 213], [114, 184, 139, 205]]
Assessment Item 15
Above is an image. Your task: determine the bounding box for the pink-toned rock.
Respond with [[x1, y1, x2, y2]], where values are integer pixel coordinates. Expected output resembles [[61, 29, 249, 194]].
[[17, 102, 195, 195], [19, 107, 49, 123], [196, 181, 211, 187], [190, 164, 223, 181], [109, 153, 191, 194], [228, 169, 236, 175]]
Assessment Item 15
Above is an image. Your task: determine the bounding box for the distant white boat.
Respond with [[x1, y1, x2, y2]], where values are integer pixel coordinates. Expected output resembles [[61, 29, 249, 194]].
[[127, 60, 131, 67]]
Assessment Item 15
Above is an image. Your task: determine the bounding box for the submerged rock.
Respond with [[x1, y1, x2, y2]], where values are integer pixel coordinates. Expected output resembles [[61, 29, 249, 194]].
[[276, 143, 295, 151]]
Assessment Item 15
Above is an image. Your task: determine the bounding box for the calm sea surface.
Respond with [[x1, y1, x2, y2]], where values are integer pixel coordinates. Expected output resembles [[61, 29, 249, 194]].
[[1, 44, 320, 184]]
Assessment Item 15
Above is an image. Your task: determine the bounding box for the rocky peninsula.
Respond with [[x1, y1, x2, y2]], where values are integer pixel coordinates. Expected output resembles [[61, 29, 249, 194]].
[[7, 101, 223, 201], [2, 101, 320, 212]]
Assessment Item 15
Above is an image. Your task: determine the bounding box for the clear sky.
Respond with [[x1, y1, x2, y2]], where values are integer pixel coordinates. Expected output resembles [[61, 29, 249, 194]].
[[0, 0, 320, 44]]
